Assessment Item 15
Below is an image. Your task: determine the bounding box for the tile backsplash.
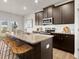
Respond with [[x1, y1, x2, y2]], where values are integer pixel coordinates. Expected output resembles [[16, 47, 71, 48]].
[[33, 24, 74, 34]]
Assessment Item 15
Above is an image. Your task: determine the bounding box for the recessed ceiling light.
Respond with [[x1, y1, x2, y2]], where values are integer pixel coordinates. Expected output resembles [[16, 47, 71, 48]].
[[4, 0, 7, 3], [35, 0, 38, 3], [24, 6, 27, 10]]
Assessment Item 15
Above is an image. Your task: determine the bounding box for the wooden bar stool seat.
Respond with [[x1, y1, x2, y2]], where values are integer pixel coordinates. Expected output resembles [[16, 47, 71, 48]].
[[11, 44, 32, 54], [3, 36, 33, 54], [3, 37, 17, 47]]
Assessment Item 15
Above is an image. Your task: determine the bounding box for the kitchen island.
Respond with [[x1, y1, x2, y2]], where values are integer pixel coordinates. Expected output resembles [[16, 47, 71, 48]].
[[4, 33, 53, 59]]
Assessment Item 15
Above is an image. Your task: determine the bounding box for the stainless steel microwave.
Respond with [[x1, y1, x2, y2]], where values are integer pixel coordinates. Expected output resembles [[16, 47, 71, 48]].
[[42, 17, 53, 25]]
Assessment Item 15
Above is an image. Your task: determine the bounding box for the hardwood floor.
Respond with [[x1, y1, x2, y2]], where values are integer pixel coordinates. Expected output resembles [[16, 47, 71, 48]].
[[0, 40, 75, 59], [53, 48, 75, 59]]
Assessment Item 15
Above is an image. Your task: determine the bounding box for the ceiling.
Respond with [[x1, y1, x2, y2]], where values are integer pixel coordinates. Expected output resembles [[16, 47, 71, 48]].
[[0, 0, 73, 16]]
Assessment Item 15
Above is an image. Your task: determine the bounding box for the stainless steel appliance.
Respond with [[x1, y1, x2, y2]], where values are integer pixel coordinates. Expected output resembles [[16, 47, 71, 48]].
[[42, 17, 53, 25], [45, 27, 56, 33]]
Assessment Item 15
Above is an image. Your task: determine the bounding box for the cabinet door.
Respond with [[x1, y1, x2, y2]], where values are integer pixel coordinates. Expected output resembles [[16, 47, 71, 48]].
[[47, 6, 53, 18], [43, 8, 48, 18], [52, 7, 61, 24], [43, 6, 53, 18], [52, 34, 64, 48], [35, 11, 43, 25], [62, 35, 74, 53], [61, 2, 74, 24]]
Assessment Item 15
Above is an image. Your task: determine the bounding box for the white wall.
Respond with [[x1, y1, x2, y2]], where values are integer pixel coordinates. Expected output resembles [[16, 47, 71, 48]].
[[0, 11, 24, 31], [24, 14, 35, 32], [75, 0, 79, 58]]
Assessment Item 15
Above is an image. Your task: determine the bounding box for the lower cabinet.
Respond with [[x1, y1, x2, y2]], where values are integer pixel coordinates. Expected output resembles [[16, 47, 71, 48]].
[[51, 33, 74, 54]]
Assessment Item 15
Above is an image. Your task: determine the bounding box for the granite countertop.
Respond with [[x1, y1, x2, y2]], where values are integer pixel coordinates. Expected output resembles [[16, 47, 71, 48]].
[[7, 33, 54, 44], [33, 31, 74, 35], [50, 32, 74, 35]]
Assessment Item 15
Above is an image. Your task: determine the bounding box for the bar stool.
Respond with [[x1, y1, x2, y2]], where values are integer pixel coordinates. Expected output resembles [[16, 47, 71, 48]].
[[3, 36, 33, 59]]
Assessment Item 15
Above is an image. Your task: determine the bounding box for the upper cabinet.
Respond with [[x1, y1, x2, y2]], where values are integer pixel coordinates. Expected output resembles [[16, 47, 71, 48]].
[[35, 11, 44, 25], [43, 8, 48, 18], [43, 6, 53, 18], [47, 6, 53, 18], [52, 6, 61, 24], [43, 6, 61, 24], [60, 2, 74, 24], [35, 1, 74, 25]]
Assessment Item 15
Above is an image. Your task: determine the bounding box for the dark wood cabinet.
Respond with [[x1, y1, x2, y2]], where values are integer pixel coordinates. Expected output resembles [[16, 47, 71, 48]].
[[43, 8, 48, 18], [17, 37, 52, 59], [53, 2, 74, 24], [31, 38, 52, 59], [35, 11, 43, 25], [43, 6, 61, 24], [41, 38, 52, 59], [51, 33, 74, 54], [43, 6, 53, 18], [60, 2, 74, 24], [47, 6, 53, 18], [61, 35, 74, 53], [52, 6, 61, 24], [35, 2, 74, 25]]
